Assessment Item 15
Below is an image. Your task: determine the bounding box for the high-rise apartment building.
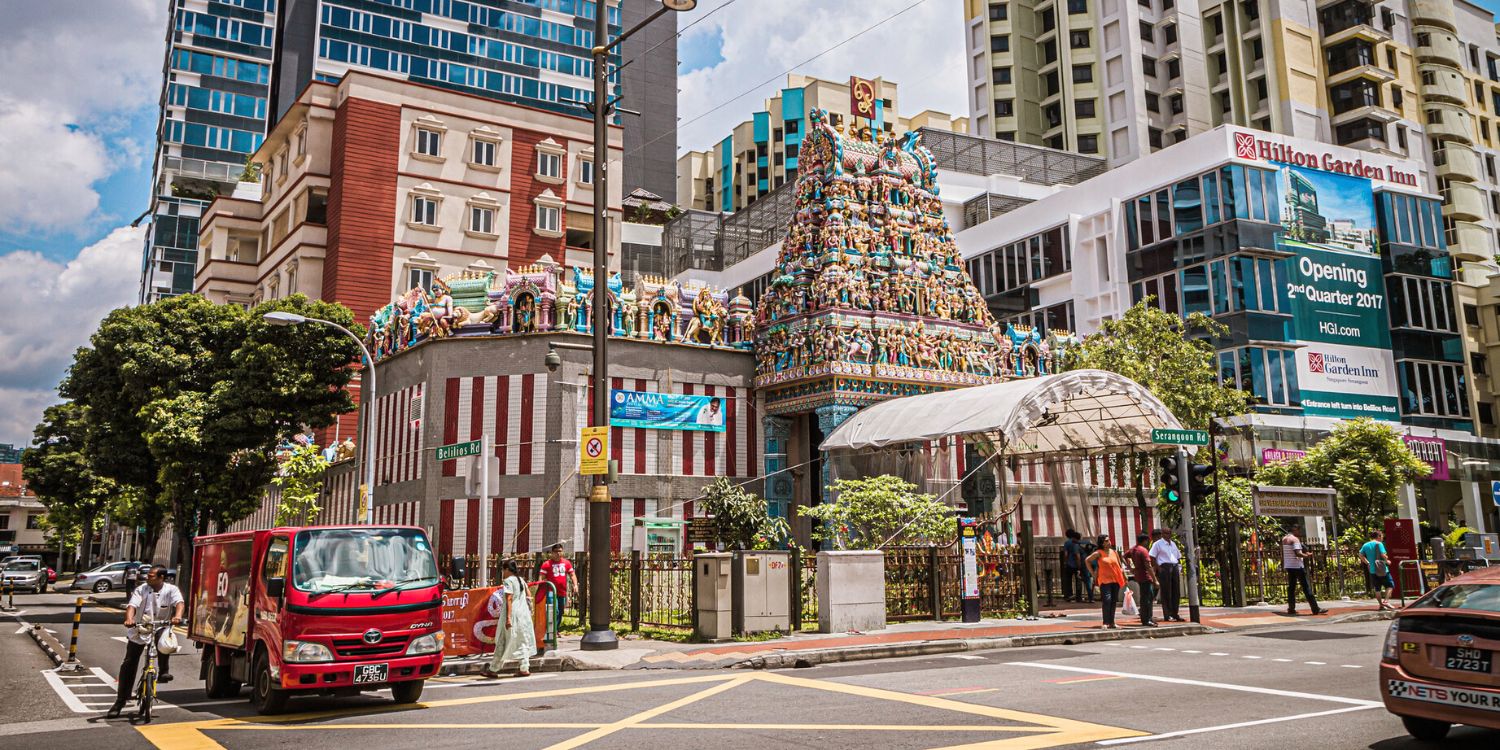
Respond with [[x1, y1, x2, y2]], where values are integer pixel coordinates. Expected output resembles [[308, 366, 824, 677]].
[[140, 0, 277, 303], [268, 0, 677, 200], [677, 74, 967, 214]]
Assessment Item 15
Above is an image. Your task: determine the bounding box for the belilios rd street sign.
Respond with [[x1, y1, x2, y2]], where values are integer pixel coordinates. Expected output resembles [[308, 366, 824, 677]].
[[435, 439, 482, 461], [1151, 428, 1209, 446]]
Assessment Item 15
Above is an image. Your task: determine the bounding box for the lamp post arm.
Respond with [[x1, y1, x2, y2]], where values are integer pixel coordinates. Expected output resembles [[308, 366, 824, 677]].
[[304, 316, 377, 525], [593, 4, 671, 57]]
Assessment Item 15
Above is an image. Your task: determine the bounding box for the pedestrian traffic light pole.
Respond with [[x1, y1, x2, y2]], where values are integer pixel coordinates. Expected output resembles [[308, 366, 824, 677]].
[[1177, 446, 1202, 624], [582, 0, 697, 652]]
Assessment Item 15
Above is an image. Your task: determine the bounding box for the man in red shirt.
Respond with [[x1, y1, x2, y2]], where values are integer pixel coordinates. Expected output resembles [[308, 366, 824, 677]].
[[536, 544, 578, 633], [1126, 533, 1158, 627]]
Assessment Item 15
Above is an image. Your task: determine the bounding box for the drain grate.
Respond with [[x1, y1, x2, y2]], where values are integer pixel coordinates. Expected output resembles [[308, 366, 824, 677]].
[[1243, 629, 1372, 642]]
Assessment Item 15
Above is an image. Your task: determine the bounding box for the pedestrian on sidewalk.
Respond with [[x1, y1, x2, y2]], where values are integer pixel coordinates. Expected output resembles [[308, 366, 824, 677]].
[[1126, 533, 1158, 627], [1282, 523, 1326, 616], [482, 559, 535, 679], [536, 543, 578, 635], [1078, 534, 1096, 603], [1086, 535, 1128, 630], [1151, 528, 1184, 622], [1359, 530, 1394, 611], [1062, 529, 1083, 602]]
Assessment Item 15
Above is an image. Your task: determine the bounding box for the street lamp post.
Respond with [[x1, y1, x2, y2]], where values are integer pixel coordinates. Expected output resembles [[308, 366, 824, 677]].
[[582, 0, 696, 652], [264, 311, 377, 525]]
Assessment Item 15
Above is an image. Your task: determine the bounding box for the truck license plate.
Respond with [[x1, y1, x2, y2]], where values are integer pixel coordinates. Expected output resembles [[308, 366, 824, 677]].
[[1446, 647, 1493, 674], [353, 663, 389, 684]]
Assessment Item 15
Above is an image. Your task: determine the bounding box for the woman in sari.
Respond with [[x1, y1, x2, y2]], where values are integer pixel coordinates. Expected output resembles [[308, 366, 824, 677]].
[[482, 559, 535, 678]]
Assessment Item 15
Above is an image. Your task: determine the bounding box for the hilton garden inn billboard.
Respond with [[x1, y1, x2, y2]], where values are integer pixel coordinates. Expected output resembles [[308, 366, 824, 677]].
[[1273, 161, 1399, 421]]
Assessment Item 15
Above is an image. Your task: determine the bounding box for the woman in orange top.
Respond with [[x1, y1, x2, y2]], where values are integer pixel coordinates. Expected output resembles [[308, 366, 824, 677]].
[[1086, 535, 1128, 630]]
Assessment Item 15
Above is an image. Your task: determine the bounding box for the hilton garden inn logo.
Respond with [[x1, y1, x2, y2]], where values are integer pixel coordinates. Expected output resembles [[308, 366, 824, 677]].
[[1307, 352, 1379, 378], [1234, 132, 1258, 160]]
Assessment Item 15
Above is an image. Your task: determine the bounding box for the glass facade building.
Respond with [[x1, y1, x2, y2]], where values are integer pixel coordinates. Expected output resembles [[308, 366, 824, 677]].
[[141, 0, 276, 303]]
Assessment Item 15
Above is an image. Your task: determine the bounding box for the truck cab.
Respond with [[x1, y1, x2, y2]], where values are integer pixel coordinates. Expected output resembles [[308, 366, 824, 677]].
[[190, 525, 444, 714]]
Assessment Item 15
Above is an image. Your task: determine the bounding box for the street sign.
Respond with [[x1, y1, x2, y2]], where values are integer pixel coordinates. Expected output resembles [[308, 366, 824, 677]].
[[1151, 428, 1209, 446], [580, 426, 610, 475], [1252, 485, 1336, 517], [1491, 480, 1500, 507], [436, 440, 482, 461], [686, 516, 719, 545]]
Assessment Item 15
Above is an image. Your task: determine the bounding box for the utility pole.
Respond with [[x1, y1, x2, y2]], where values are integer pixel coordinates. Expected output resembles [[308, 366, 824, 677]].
[[1179, 446, 1202, 623]]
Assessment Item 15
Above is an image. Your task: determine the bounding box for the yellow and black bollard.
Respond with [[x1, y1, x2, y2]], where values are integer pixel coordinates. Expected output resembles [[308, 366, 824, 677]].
[[55, 597, 85, 672]]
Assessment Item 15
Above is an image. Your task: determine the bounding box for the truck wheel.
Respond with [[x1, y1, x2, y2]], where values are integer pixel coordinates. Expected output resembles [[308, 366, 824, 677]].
[[390, 680, 424, 704], [204, 654, 242, 699], [1401, 716, 1450, 741], [251, 654, 288, 715], [93, 580, 110, 593]]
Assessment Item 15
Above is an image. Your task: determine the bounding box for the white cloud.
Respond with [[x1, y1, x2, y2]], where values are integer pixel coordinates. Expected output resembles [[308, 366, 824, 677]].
[[0, 225, 145, 446], [673, 0, 967, 154], [0, 0, 165, 235]]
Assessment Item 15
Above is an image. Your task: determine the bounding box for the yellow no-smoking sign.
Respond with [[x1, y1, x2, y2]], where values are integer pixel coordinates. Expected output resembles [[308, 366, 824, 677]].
[[579, 425, 610, 475]]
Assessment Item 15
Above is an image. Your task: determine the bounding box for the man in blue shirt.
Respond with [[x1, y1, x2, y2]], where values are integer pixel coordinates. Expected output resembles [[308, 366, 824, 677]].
[[1062, 530, 1082, 602], [1358, 530, 1393, 611]]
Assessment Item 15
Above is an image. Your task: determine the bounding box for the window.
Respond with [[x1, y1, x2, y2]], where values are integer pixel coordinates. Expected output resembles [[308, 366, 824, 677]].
[[415, 127, 442, 157], [992, 36, 1010, 53], [1140, 21, 1154, 43], [1146, 92, 1160, 113], [263, 537, 289, 584], [537, 151, 561, 179], [1466, 303, 1481, 327], [785, 120, 799, 134], [993, 67, 1012, 84], [1149, 127, 1163, 149], [995, 99, 1014, 117], [1075, 99, 1096, 118], [411, 195, 438, 225], [469, 205, 494, 235], [1070, 30, 1090, 48], [407, 267, 433, 293], [471, 138, 497, 167], [1170, 94, 1184, 114], [1472, 353, 1489, 376], [1400, 360, 1470, 418], [989, 3, 1007, 21], [1142, 56, 1157, 79], [1165, 24, 1177, 45], [1078, 134, 1098, 153], [578, 158, 594, 185], [1068, 0, 1087, 13], [1167, 59, 1180, 81], [26, 514, 42, 530], [1073, 64, 1093, 83], [536, 204, 560, 233]]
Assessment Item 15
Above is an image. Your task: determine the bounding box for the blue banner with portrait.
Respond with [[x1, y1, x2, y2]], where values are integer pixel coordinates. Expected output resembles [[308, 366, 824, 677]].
[[609, 389, 726, 432]]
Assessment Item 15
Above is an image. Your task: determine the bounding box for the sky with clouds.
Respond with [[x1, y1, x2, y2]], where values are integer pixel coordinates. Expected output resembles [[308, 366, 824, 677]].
[[4, 0, 1500, 450]]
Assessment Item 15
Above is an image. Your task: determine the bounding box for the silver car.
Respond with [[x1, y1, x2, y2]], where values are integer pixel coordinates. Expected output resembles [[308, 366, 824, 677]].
[[2, 560, 47, 594], [70, 561, 142, 593]]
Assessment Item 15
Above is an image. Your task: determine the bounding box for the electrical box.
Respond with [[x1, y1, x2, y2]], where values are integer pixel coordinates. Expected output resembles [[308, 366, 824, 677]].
[[732, 550, 791, 635], [1459, 532, 1500, 561], [694, 553, 733, 642]]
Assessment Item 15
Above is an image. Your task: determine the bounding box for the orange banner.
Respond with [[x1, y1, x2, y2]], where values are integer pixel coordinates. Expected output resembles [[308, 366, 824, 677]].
[[441, 586, 500, 657]]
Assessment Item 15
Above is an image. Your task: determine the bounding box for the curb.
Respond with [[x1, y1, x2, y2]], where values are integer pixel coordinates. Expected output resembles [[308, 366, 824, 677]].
[[733, 623, 1210, 670], [28, 624, 67, 667], [439, 654, 571, 676]]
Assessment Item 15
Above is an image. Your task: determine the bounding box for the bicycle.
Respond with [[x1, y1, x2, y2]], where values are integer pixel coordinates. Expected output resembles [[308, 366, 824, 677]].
[[128, 617, 175, 725]]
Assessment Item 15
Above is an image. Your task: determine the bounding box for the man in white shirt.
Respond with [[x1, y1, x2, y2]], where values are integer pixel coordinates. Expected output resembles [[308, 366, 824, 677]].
[[107, 565, 185, 718], [1148, 528, 1184, 622], [1282, 524, 1326, 616]]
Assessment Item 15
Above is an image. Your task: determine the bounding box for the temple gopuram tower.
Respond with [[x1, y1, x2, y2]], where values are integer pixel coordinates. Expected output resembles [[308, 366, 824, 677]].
[[754, 109, 1060, 523]]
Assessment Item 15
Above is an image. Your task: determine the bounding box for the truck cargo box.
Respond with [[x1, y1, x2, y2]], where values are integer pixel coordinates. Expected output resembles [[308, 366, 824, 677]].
[[190, 533, 255, 649]]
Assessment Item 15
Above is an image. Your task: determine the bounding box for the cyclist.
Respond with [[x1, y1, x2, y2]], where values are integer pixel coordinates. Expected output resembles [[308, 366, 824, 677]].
[[107, 565, 183, 718]]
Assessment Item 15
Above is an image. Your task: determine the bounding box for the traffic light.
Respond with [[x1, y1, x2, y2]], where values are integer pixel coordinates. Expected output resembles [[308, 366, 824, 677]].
[[1158, 455, 1182, 503], [1189, 463, 1216, 501]]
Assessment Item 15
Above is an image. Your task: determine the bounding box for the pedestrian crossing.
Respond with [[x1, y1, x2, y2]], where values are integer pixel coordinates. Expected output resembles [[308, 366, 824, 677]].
[[42, 667, 120, 713]]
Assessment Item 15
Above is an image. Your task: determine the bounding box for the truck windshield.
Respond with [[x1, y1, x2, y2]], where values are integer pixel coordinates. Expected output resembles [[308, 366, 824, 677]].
[[291, 528, 439, 594]]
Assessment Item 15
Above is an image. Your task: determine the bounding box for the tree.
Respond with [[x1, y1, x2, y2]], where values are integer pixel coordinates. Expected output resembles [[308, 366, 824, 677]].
[[22, 402, 117, 569], [800, 475, 956, 549], [273, 444, 330, 526], [1253, 418, 1430, 539], [698, 477, 789, 550], [1061, 300, 1252, 537], [60, 294, 363, 581]]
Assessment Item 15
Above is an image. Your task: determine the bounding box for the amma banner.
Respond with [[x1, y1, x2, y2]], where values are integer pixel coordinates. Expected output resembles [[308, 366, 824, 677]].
[[610, 389, 726, 432], [1252, 485, 1336, 517], [1274, 160, 1399, 421]]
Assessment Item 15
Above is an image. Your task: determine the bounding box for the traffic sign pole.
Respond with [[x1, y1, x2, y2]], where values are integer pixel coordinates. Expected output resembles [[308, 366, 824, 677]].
[[477, 433, 491, 588], [1179, 446, 1202, 624]]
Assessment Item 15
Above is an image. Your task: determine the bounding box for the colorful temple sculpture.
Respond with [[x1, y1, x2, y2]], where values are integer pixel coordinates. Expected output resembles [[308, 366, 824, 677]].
[[363, 255, 756, 359]]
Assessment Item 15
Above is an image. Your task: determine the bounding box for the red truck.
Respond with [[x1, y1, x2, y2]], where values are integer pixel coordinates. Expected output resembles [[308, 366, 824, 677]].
[[189, 525, 444, 714]]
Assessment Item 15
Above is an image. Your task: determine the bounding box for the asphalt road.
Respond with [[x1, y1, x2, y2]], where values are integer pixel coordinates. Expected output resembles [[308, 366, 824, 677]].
[[2, 591, 1498, 750]]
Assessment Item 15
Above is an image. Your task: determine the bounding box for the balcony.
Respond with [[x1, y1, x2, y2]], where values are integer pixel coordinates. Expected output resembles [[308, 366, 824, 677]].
[[1449, 220, 1491, 262], [1426, 102, 1475, 144], [1414, 25, 1463, 68], [1418, 63, 1467, 104], [1442, 181, 1487, 222], [1410, 0, 1457, 32], [1323, 23, 1391, 48], [1435, 143, 1483, 182], [1332, 104, 1400, 126], [1327, 63, 1396, 87]]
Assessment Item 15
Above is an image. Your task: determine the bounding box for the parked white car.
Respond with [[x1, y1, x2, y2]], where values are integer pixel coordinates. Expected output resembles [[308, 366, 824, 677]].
[[69, 560, 143, 593]]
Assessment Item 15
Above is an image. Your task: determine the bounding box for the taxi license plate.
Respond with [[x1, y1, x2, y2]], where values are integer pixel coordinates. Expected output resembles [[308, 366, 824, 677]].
[[353, 663, 389, 684], [1446, 647, 1493, 674]]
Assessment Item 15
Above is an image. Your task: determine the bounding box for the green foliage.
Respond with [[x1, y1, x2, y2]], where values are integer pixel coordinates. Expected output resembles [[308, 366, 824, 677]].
[[698, 477, 789, 550], [273, 444, 330, 526], [22, 402, 116, 568], [58, 294, 363, 576], [800, 475, 955, 550], [1445, 526, 1477, 548], [239, 155, 262, 183], [1252, 418, 1430, 537], [1060, 300, 1252, 431]]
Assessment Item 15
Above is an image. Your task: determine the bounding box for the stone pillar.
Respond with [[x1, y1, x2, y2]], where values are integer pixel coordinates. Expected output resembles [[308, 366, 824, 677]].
[[814, 403, 860, 494], [763, 416, 791, 519], [1398, 483, 1420, 521], [1460, 480, 1489, 534]]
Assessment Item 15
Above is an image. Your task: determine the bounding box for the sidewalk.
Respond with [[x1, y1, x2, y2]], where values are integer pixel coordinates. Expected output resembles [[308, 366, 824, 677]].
[[443, 599, 1398, 675]]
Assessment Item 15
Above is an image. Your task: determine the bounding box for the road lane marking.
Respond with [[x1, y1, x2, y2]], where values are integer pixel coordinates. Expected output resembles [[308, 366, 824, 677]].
[[1096, 705, 1379, 745], [42, 670, 99, 713], [1007, 662, 1381, 707], [1305, 661, 1326, 665], [541, 675, 756, 750], [917, 687, 1000, 696]]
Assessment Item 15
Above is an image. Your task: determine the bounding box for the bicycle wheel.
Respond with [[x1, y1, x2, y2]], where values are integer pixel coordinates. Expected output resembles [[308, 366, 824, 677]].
[[136, 662, 156, 723]]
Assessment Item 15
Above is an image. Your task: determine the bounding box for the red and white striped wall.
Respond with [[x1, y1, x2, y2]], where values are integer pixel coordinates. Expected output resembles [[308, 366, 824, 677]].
[[1016, 501, 1157, 543], [437, 497, 545, 561], [376, 384, 425, 485], [582, 379, 756, 478], [440, 375, 549, 479], [231, 485, 283, 532], [371, 500, 423, 527], [318, 468, 360, 526]]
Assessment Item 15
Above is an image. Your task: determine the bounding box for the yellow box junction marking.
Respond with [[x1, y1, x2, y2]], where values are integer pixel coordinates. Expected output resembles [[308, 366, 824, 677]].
[[136, 671, 1145, 750]]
